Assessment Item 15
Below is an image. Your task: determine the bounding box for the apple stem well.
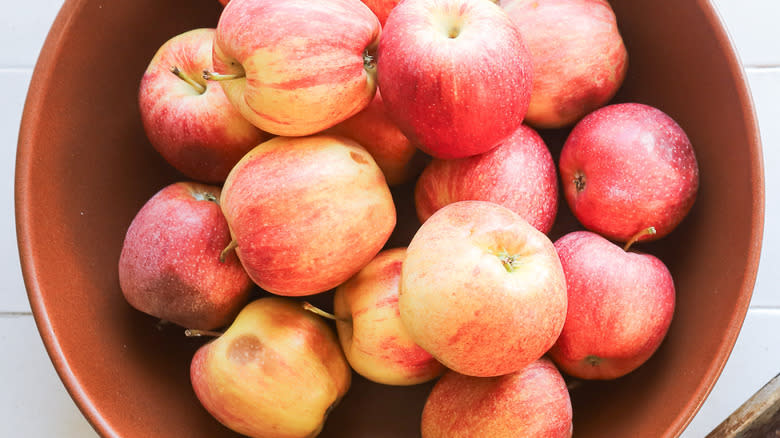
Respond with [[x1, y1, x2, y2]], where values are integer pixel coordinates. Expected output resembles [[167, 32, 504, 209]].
[[169, 66, 206, 94], [623, 226, 657, 252], [184, 329, 223, 338], [363, 51, 376, 71], [202, 69, 245, 81], [219, 239, 238, 263], [302, 302, 349, 322]]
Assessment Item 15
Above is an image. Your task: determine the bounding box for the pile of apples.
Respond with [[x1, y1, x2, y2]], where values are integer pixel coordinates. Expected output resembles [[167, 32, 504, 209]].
[[119, 0, 700, 436]]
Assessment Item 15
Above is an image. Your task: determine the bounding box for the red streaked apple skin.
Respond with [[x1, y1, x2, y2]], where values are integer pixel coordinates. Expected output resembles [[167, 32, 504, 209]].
[[334, 248, 445, 386], [138, 28, 267, 183], [501, 0, 628, 129], [220, 135, 396, 297], [118, 182, 252, 330], [325, 90, 424, 186], [415, 124, 558, 233], [421, 358, 573, 438], [559, 103, 699, 242], [213, 0, 381, 136], [399, 201, 567, 377], [549, 231, 676, 380], [377, 0, 533, 159], [190, 298, 351, 438]]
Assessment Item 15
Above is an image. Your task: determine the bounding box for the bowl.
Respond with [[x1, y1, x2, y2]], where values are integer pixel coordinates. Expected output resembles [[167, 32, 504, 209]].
[[15, 0, 764, 437]]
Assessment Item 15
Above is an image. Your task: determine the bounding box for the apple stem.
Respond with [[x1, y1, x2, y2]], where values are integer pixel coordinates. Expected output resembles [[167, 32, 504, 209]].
[[363, 51, 376, 71], [184, 329, 223, 337], [219, 239, 238, 263], [170, 66, 206, 94], [202, 69, 245, 81], [302, 302, 344, 322], [623, 226, 657, 252]]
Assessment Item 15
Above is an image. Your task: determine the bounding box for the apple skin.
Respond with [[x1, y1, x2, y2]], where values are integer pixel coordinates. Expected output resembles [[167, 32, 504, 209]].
[[190, 297, 351, 438], [559, 102, 699, 243], [421, 358, 573, 438], [377, 0, 533, 159], [500, 0, 628, 129], [220, 134, 396, 297], [414, 124, 558, 234], [118, 182, 253, 330], [399, 200, 567, 377], [212, 0, 381, 136], [549, 231, 676, 380], [325, 90, 425, 186], [360, 0, 400, 26], [333, 247, 445, 386], [138, 28, 267, 184]]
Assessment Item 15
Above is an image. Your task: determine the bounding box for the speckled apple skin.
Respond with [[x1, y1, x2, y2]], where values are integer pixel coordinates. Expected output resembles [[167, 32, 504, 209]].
[[190, 298, 351, 438], [334, 248, 445, 386], [220, 135, 396, 296], [559, 103, 699, 242], [118, 182, 253, 330], [377, 0, 533, 159], [399, 201, 567, 377], [138, 28, 267, 183], [501, 0, 628, 129], [414, 124, 558, 233], [421, 358, 573, 438], [213, 0, 380, 136], [549, 231, 676, 380], [325, 90, 425, 186]]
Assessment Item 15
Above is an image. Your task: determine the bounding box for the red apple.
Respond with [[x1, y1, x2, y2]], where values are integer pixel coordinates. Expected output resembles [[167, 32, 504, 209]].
[[220, 134, 396, 297], [500, 0, 628, 129], [399, 201, 567, 377], [209, 0, 381, 136], [218, 0, 229, 5], [325, 90, 425, 186], [549, 230, 676, 380], [138, 28, 267, 184], [360, 0, 400, 26], [377, 0, 533, 159], [415, 124, 558, 234], [118, 182, 253, 330], [332, 248, 445, 386], [421, 358, 573, 438], [190, 297, 351, 438], [559, 102, 699, 242]]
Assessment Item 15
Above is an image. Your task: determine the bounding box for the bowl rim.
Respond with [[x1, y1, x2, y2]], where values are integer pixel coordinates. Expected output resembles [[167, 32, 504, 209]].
[[14, 0, 765, 437]]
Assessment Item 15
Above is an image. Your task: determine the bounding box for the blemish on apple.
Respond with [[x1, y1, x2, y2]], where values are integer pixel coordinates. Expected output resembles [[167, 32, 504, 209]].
[[227, 334, 264, 365]]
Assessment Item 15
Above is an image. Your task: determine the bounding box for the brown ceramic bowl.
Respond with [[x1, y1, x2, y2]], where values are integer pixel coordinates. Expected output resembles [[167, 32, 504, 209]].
[[16, 0, 764, 437]]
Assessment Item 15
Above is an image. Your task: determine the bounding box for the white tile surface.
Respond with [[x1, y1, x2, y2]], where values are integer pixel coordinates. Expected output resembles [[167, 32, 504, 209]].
[[2, 1, 779, 438]]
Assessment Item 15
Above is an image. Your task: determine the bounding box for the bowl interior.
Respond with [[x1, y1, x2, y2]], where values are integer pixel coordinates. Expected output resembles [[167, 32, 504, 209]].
[[16, 0, 763, 437]]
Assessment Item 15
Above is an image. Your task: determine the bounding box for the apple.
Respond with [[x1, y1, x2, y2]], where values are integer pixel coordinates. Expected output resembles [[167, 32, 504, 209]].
[[190, 297, 351, 438], [559, 102, 699, 242], [360, 0, 400, 26], [218, 0, 229, 5], [138, 28, 267, 184], [220, 134, 396, 297], [330, 247, 445, 386], [377, 0, 533, 159], [208, 0, 381, 136], [421, 358, 573, 438], [499, 0, 628, 129], [118, 182, 253, 330], [548, 230, 676, 380], [399, 200, 567, 377], [325, 90, 425, 186], [414, 123, 558, 234]]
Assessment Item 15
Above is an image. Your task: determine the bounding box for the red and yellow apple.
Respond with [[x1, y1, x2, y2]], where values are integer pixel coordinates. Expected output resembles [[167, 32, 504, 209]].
[[333, 248, 445, 386], [190, 297, 351, 438], [118, 182, 253, 330], [415, 123, 558, 233], [138, 28, 267, 183], [559, 102, 699, 242], [220, 134, 396, 297], [500, 0, 628, 129], [399, 201, 567, 377], [377, 0, 533, 159], [549, 230, 676, 379], [211, 0, 381, 136], [421, 358, 573, 438]]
